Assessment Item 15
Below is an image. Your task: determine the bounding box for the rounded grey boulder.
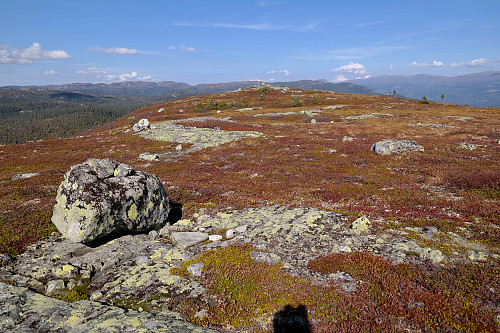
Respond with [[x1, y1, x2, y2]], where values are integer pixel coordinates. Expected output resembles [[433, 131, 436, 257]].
[[371, 139, 424, 156], [51, 158, 170, 243]]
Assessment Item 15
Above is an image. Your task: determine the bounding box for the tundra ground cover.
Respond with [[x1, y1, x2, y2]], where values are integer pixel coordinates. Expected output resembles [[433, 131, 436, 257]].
[[0, 86, 499, 331]]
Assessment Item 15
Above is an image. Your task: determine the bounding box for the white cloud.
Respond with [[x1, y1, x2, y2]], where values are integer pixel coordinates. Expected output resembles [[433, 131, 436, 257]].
[[332, 62, 367, 75], [467, 58, 487, 67], [411, 60, 444, 67], [333, 75, 348, 82], [450, 58, 488, 68], [172, 20, 320, 32], [44, 69, 60, 76], [389, 64, 394, 70], [169, 46, 176, 50], [77, 67, 153, 82], [495, 57, 500, 62], [77, 67, 108, 76], [87, 47, 139, 55], [267, 69, 290, 76], [179, 45, 196, 52], [0, 43, 70, 64]]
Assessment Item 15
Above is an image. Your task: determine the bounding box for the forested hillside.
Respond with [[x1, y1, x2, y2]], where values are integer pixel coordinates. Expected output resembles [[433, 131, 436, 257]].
[[0, 88, 184, 144]]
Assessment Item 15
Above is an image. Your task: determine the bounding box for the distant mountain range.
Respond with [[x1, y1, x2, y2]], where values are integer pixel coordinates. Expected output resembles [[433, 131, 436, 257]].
[[3, 80, 376, 97], [3, 71, 499, 107], [352, 71, 500, 107]]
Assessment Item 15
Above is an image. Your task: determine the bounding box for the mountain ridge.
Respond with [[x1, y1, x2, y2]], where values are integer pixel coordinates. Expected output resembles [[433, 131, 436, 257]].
[[352, 71, 500, 107], [2, 80, 376, 97]]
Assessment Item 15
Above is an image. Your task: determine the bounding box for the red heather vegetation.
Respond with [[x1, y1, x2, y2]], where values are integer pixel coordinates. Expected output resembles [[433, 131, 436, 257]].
[[1, 87, 499, 331]]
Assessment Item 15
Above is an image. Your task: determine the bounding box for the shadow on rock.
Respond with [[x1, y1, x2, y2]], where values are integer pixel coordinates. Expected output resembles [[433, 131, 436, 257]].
[[273, 304, 311, 333], [168, 201, 183, 224]]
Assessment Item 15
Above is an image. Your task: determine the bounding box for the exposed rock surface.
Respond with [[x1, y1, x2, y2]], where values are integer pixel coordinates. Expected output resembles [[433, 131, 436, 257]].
[[11, 172, 39, 180], [136, 117, 263, 155], [132, 118, 151, 132], [2, 205, 497, 332], [51, 158, 170, 243], [0, 283, 218, 332], [371, 139, 424, 156]]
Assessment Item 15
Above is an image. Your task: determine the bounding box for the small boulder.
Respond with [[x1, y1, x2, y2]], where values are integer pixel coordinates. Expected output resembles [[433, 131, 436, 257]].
[[0, 253, 12, 266], [371, 139, 424, 156], [45, 279, 65, 296], [250, 251, 281, 265], [51, 158, 170, 243], [187, 262, 205, 277], [351, 216, 370, 234], [132, 119, 150, 133], [139, 152, 159, 161], [11, 172, 39, 180], [171, 232, 208, 249]]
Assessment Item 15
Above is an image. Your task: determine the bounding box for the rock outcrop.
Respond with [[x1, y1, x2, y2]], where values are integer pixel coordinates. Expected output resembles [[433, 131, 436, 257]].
[[0, 282, 219, 333], [1, 205, 497, 332], [132, 118, 151, 132], [51, 158, 170, 243], [371, 139, 424, 156]]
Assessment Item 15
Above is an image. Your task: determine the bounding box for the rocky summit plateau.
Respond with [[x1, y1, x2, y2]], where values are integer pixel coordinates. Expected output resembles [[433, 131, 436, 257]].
[[1, 85, 499, 332]]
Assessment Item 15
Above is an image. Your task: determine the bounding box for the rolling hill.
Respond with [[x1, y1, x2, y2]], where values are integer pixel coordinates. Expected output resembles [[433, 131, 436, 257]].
[[353, 71, 500, 107]]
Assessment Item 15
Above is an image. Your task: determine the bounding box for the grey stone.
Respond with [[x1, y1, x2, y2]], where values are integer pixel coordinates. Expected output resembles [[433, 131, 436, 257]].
[[45, 279, 65, 296], [250, 251, 281, 265], [11, 173, 39, 180], [148, 230, 160, 240], [371, 139, 424, 156], [457, 142, 478, 150], [171, 232, 208, 249], [139, 152, 160, 161], [331, 272, 357, 293], [187, 262, 204, 277], [0, 283, 219, 332], [0, 254, 12, 266], [132, 118, 150, 132], [135, 256, 150, 265], [351, 216, 370, 234], [51, 158, 170, 243]]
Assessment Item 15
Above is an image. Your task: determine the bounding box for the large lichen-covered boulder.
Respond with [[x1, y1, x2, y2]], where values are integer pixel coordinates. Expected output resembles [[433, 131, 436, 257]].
[[371, 139, 424, 156], [51, 158, 170, 243]]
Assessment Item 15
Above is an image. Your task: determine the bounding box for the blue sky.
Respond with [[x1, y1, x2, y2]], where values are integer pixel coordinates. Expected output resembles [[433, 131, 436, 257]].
[[1, 0, 499, 85]]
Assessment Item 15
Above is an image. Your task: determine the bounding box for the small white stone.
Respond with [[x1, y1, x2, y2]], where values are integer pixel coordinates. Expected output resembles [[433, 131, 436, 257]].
[[338, 245, 352, 253], [235, 225, 248, 233], [225, 229, 235, 238], [209, 234, 223, 241], [175, 144, 183, 151]]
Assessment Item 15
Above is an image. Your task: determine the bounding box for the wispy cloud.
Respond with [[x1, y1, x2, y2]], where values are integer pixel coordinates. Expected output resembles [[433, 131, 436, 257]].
[[179, 45, 196, 52], [267, 69, 290, 76], [258, 1, 284, 7], [411, 60, 443, 67], [87, 47, 139, 55], [467, 58, 487, 67], [44, 69, 61, 76], [0, 43, 70, 64], [298, 45, 408, 61], [172, 20, 317, 32], [450, 57, 488, 68], [77, 67, 152, 82], [355, 20, 387, 28]]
